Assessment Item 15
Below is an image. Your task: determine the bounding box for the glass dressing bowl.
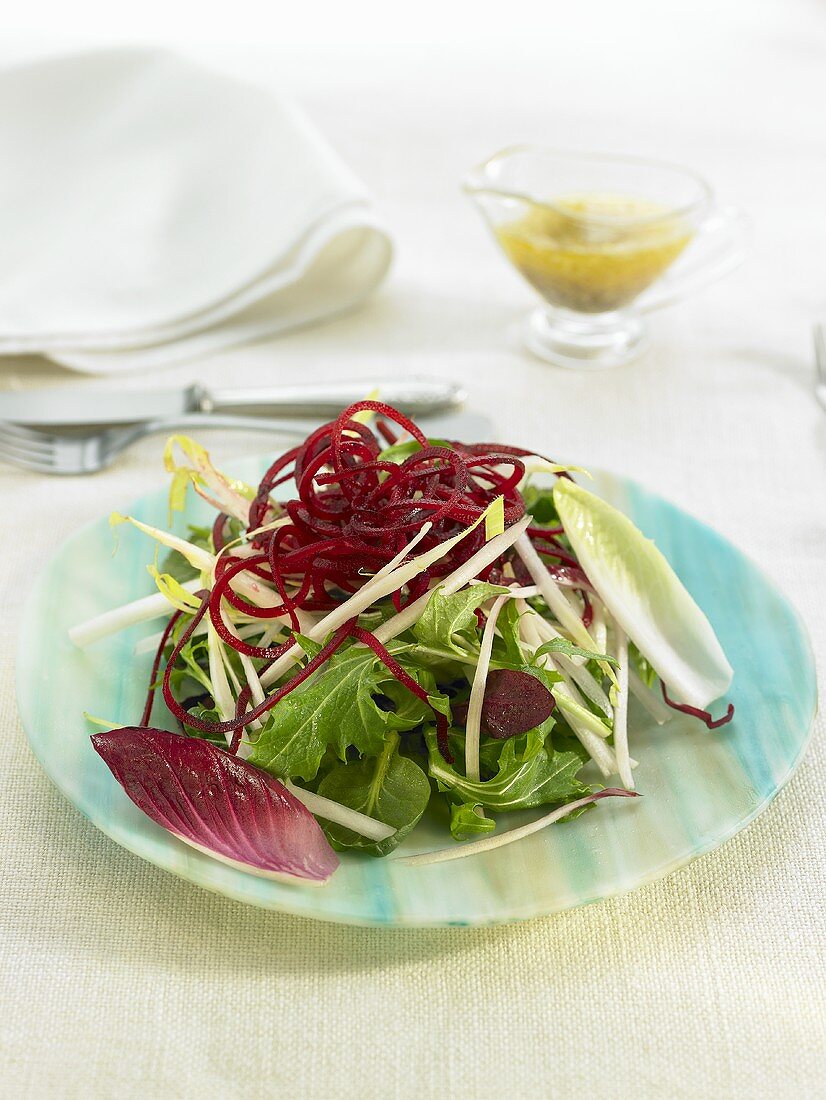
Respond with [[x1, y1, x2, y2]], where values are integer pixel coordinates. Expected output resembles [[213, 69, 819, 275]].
[[464, 147, 749, 370]]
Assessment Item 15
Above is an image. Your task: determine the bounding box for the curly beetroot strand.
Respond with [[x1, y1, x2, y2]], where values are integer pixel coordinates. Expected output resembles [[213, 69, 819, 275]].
[[660, 683, 735, 729]]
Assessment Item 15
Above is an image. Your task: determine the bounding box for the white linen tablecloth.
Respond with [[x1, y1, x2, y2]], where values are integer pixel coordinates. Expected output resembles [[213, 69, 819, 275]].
[[1, 4, 824, 1096]]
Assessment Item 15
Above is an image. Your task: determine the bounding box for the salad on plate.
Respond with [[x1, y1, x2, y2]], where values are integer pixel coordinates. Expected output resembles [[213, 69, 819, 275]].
[[71, 401, 734, 885]]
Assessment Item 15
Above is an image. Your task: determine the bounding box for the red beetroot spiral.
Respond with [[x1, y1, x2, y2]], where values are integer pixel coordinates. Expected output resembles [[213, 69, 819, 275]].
[[660, 684, 735, 729], [141, 610, 183, 727], [218, 404, 536, 629]]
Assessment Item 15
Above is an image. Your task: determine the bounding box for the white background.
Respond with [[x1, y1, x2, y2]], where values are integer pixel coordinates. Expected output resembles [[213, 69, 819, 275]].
[[1, 3, 824, 1098]]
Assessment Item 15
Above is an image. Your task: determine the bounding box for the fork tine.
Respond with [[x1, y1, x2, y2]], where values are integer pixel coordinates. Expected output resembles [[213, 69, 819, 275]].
[[0, 434, 53, 461], [0, 441, 56, 472], [0, 441, 55, 464], [0, 432, 56, 459], [0, 420, 54, 442], [0, 423, 56, 455]]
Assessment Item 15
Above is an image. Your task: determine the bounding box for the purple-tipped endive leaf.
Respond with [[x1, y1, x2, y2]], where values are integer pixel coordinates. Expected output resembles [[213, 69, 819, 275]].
[[91, 728, 338, 885], [553, 479, 733, 709]]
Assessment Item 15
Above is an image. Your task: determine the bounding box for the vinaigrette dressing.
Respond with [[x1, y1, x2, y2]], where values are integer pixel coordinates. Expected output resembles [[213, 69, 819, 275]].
[[495, 193, 692, 313]]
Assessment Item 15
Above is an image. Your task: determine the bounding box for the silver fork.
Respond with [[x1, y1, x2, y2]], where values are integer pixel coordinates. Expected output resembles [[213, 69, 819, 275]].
[[0, 414, 309, 475], [815, 325, 826, 411]]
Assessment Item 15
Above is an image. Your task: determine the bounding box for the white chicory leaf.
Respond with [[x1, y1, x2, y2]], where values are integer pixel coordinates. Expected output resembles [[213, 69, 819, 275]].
[[553, 479, 733, 709]]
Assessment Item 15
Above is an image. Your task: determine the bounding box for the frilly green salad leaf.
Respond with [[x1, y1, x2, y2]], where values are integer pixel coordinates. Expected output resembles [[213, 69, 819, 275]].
[[413, 583, 508, 657], [164, 627, 213, 699], [450, 803, 497, 841], [532, 637, 619, 668], [293, 633, 324, 661], [248, 642, 442, 783], [491, 598, 525, 665], [553, 478, 733, 709], [427, 728, 588, 814], [522, 485, 560, 527]]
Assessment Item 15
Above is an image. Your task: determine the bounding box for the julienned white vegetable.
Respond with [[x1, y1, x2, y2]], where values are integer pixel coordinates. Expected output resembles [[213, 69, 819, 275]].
[[628, 667, 672, 725], [465, 592, 510, 783], [553, 479, 733, 709], [525, 606, 613, 719], [71, 516, 314, 648], [514, 533, 599, 654], [612, 626, 633, 790], [207, 622, 237, 723], [373, 516, 532, 644], [399, 787, 639, 865], [257, 512, 488, 689], [285, 783, 396, 842], [69, 579, 204, 647], [517, 600, 619, 778]]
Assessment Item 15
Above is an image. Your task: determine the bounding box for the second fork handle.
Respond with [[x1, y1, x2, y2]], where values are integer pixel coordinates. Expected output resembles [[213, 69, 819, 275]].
[[140, 413, 321, 437]]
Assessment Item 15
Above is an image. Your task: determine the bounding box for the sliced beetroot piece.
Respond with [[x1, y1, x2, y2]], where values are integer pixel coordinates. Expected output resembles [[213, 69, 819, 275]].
[[91, 727, 339, 884], [480, 669, 556, 738], [452, 669, 556, 740]]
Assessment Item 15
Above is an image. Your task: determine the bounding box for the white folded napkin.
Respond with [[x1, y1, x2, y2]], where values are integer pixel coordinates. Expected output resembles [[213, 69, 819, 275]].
[[0, 49, 392, 373]]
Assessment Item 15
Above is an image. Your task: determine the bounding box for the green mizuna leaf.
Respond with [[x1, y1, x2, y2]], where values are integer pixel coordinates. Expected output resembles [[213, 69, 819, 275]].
[[553, 478, 733, 708], [317, 733, 431, 856], [427, 729, 589, 813], [378, 438, 453, 464], [293, 633, 323, 661], [248, 644, 443, 783], [413, 583, 508, 657], [183, 701, 229, 747], [522, 485, 560, 527], [533, 637, 619, 668], [164, 622, 213, 697], [491, 598, 526, 666], [443, 729, 510, 777], [450, 803, 497, 841]]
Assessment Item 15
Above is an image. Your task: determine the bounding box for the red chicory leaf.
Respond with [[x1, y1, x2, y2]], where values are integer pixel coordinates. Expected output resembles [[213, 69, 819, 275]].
[[91, 727, 339, 884]]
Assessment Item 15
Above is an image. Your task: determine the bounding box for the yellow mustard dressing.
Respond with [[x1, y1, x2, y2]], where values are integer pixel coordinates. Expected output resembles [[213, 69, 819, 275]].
[[495, 193, 693, 313]]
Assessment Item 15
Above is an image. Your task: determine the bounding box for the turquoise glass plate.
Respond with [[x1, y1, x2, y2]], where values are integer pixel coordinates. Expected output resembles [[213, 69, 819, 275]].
[[16, 459, 817, 927]]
